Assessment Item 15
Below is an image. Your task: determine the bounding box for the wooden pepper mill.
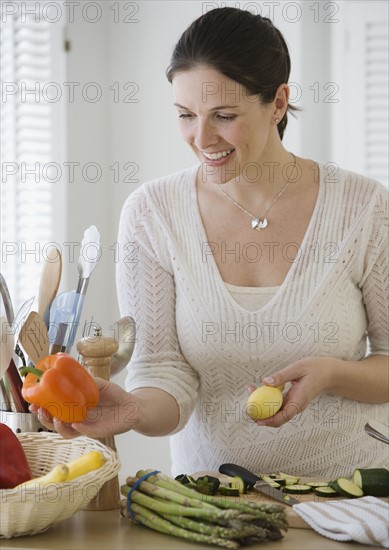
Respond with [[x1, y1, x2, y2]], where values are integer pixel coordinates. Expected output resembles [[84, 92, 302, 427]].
[[77, 326, 121, 510]]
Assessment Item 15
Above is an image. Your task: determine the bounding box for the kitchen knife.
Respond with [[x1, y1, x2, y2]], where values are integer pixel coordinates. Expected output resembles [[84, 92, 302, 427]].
[[219, 463, 300, 506]]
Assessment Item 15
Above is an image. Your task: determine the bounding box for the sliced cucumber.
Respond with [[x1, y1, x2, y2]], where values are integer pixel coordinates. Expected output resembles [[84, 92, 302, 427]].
[[330, 478, 364, 498], [282, 484, 312, 494], [313, 486, 339, 497], [352, 468, 389, 497]]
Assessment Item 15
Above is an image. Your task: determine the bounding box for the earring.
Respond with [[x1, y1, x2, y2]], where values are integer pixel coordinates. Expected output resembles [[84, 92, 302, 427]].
[[275, 118, 279, 124]]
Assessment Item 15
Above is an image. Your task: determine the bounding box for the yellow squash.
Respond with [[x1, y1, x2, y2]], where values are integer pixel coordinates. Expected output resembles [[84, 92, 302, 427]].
[[20, 464, 69, 489], [66, 450, 106, 481], [15, 451, 106, 489]]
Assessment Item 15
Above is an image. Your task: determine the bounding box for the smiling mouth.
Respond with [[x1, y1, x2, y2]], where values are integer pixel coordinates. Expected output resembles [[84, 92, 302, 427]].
[[202, 148, 235, 160]]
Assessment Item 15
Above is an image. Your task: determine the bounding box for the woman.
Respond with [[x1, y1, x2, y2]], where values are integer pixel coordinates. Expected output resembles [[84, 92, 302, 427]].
[[34, 8, 388, 477]]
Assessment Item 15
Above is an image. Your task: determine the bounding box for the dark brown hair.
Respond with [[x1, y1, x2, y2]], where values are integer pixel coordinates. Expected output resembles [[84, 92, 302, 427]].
[[166, 7, 298, 140]]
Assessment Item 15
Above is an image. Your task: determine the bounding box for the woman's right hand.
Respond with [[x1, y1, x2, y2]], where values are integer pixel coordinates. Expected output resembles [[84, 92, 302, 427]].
[[29, 377, 140, 439]]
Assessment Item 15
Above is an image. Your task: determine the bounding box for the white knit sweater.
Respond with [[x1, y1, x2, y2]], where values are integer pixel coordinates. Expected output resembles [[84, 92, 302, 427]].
[[116, 162, 389, 478]]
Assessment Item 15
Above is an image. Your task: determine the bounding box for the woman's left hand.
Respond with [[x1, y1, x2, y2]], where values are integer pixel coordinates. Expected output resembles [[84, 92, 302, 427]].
[[248, 356, 338, 428]]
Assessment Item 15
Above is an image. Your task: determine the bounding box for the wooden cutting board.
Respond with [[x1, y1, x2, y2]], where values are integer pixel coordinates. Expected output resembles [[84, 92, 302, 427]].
[[192, 472, 389, 529]]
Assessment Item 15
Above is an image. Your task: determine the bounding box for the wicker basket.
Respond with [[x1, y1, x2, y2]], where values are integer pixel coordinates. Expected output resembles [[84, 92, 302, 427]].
[[0, 432, 121, 539]]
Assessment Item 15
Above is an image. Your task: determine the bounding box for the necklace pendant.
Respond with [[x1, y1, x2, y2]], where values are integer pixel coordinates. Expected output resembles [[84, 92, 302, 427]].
[[252, 217, 268, 230], [251, 217, 260, 229]]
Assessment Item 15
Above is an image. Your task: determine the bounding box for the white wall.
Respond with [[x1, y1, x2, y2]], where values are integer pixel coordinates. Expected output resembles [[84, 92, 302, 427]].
[[65, 0, 344, 481]]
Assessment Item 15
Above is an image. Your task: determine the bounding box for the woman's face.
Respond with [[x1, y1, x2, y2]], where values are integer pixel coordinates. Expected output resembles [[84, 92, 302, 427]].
[[172, 66, 275, 185]]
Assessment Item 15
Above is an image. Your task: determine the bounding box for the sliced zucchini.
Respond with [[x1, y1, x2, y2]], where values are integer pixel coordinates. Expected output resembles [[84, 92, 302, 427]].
[[282, 484, 312, 494], [175, 474, 189, 483], [195, 475, 220, 495], [330, 478, 364, 498], [262, 475, 286, 486], [279, 472, 300, 485], [187, 475, 197, 485], [271, 478, 287, 486], [305, 481, 330, 488], [352, 468, 389, 497], [261, 476, 282, 488], [175, 474, 197, 487], [231, 475, 249, 494], [218, 485, 240, 497], [267, 481, 282, 488], [313, 486, 339, 497], [175, 474, 220, 494]]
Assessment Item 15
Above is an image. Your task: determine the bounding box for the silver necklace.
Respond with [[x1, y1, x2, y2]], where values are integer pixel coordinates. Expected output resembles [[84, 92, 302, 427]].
[[217, 153, 297, 230]]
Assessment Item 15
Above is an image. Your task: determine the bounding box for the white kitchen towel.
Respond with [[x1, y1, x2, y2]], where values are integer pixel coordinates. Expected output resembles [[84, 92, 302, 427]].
[[293, 496, 389, 548]]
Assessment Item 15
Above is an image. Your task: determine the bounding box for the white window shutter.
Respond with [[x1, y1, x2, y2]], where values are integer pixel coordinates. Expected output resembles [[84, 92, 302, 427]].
[[331, 1, 388, 187], [1, 1, 67, 312], [365, 20, 388, 184]]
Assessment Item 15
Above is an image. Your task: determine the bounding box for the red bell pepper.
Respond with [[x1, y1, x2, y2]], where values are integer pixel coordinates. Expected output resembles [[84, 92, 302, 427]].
[[0, 423, 32, 489]]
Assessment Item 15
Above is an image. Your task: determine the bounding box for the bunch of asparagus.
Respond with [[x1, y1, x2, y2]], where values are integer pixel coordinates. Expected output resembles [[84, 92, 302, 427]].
[[120, 469, 288, 548]]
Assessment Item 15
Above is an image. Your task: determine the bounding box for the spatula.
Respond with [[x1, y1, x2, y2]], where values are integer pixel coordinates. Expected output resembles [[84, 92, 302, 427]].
[[19, 311, 50, 366], [38, 246, 62, 327], [76, 225, 100, 295]]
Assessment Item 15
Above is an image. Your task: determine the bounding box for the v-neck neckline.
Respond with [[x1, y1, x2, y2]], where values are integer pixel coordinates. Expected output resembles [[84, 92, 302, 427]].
[[190, 161, 325, 314]]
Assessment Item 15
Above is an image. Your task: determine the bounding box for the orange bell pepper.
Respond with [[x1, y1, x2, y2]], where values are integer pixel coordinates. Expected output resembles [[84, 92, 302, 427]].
[[20, 353, 99, 423]]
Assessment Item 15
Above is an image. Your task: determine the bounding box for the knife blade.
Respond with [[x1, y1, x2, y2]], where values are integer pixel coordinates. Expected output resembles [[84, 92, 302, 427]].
[[219, 463, 299, 506]]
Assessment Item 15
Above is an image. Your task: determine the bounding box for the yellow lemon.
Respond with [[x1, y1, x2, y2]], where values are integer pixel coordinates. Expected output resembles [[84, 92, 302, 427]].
[[246, 386, 283, 421]]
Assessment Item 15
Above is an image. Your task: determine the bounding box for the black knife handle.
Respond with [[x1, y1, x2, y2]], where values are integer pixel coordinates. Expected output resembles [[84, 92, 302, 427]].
[[219, 463, 260, 485]]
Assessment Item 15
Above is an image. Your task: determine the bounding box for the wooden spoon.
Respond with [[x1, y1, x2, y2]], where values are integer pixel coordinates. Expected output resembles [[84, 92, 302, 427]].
[[38, 246, 62, 327], [19, 311, 50, 366]]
